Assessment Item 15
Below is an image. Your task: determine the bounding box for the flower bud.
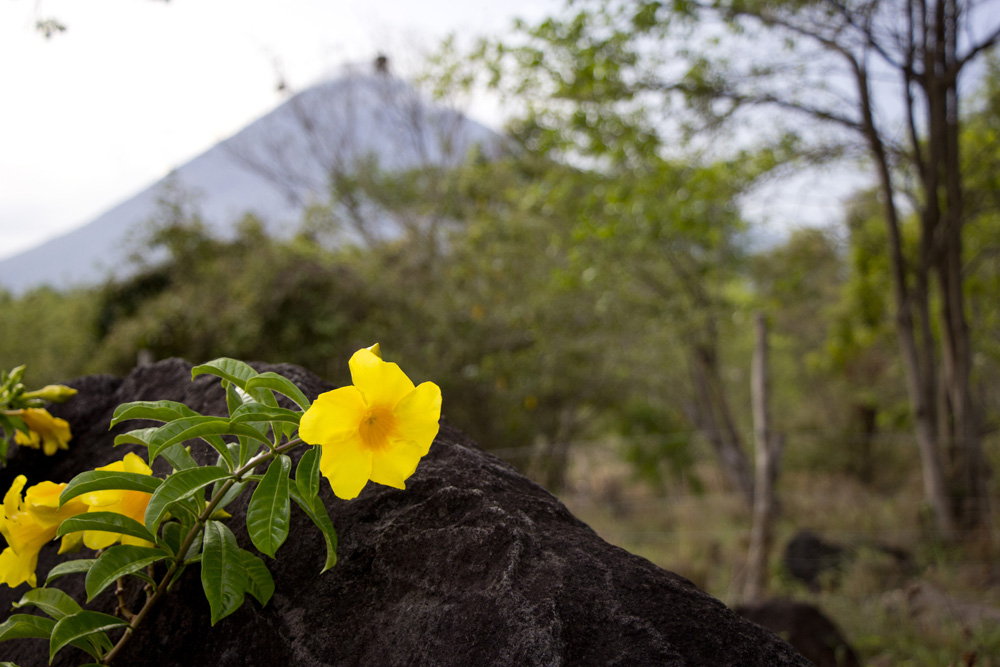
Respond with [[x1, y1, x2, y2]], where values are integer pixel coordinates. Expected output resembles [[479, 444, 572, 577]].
[[21, 384, 78, 404]]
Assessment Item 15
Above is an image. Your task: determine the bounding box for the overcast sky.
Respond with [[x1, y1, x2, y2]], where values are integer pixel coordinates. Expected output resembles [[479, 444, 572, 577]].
[[7, 1, 985, 265], [0, 0, 560, 261]]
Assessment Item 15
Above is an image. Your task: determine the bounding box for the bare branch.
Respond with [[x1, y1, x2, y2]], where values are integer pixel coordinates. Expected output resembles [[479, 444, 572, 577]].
[[957, 22, 1000, 70]]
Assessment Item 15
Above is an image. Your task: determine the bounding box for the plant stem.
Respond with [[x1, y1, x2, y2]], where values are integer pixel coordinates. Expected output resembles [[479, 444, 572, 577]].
[[115, 577, 135, 622], [101, 437, 304, 664]]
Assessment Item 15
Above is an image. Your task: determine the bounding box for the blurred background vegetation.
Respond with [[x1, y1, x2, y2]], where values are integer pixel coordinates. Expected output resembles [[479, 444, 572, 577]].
[[3, 0, 1000, 664]]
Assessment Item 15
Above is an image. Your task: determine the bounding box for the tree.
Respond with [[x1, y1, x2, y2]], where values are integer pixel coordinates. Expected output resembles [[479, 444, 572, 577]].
[[472, 0, 1000, 535]]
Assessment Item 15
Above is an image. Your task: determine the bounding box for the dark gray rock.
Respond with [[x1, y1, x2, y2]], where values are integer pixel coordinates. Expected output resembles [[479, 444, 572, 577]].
[[783, 530, 847, 590], [1, 359, 809, 666], [783, 530, 913, 593], [735, 598, 859, 667]]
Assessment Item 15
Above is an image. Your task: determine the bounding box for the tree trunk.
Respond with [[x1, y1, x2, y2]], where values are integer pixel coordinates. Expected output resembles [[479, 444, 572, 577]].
[[539, 408, 577, 493], [688, 345, 755, 504], [744, 313, 782, 601], [853, 58, 957, 538], [932, 1, 991, 528]]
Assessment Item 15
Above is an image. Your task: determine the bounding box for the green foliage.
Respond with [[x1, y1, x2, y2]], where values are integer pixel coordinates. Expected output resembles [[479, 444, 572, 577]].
[[1, 361, 336, 664], [82, 547, 167, 602], [56, 513, 157, 547], [246, 455, 291, 558], [48, 611, 128, 663], [0, 363, 80, 464], [0, 288, 99, 385], [201, 520, 252, 626], [617, 401, 701, 493]]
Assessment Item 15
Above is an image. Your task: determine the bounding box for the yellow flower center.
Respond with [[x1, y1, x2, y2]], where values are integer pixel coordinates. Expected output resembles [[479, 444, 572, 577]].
[[358, 405, 396, 452]]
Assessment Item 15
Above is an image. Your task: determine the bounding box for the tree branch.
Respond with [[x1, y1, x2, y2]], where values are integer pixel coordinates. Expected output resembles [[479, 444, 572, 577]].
[[957, 22, 1000, 70]]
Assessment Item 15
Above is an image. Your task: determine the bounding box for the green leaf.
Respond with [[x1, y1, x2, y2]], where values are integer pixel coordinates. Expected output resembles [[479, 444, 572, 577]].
[[201, 520, 248, 625], [245, 373, 312, 411], [230, 402, 301, 426], [193, 359, 281, 407], [56, 512, 156, 546], [0, 613, 55, 641], [49, 611, 127, 663], [239, 549, 274, 607], [246, 455, 291, 558], [12, 587, 82, 620], [161, 495, 201, 526], [114, 428, 199, 471], [224, 382, 255, 463], [146, 417, 235, 469], [191, 358, 259, 390], [159, 522, 184, 556], [237, 439, 262, 468], [109, 400, 199, 427], [0, 615, 101, 661], [44, 559, 97, 586], [60, 471, 161, 506], [84, 546, 170, 602], [160, 443, 200, 471], [295, 446, 321, 501], [0, 413, 16, 437], [181, 525, 204, 563], [144, 466, 231, 532], [146, 417, 269, 468], [289, 486, 338, 572], [112, 427, 160, 447], [211, 478, 248, 514], [224, 381, 250, 415]]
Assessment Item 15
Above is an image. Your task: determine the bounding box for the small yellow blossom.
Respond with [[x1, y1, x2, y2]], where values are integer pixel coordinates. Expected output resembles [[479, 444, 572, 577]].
[[0, 476, 87, 588], [12, 408, 72, 456], [299, 346, 441, 500], [79, 453, 154, 549]]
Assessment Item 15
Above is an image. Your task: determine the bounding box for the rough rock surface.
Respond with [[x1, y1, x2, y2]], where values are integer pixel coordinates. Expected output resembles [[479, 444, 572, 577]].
[[735, 598, 859, 667], [1, 359, 810, 666]]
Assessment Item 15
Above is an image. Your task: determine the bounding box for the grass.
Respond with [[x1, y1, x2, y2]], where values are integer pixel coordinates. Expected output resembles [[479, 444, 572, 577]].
[[553, 440, 1000, 667]]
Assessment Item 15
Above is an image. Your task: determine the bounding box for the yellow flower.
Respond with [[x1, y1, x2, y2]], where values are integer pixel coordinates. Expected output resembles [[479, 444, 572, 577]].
[[79, 453, 154, 549], [12, 408, 72, 456], [299, 346, 441, 500], [0, 476, 87, 588]]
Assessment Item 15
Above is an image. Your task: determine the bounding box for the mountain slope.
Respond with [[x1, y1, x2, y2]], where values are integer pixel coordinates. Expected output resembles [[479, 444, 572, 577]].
[[0, 65, 503, 294]]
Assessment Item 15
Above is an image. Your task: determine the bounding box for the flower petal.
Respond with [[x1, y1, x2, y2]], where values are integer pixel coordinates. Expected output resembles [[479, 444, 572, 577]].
[[319, 439, 373, 500], [119, 491, 152, 526], [3, 476, 27, 519], [392, 382, 442, 455], [300, 386, 366, 446], [58, 532, 83, 555], [25, 481, 63, 509], [120, 535, 155, 548], [26, 482, 72, 529], [84, 529, 119, 551], [82, 489, 126, 508], [349, 349, 414, 408], [370, 441, 425, 490], [3, 515, 53, 556], [122, 453, 152, 475], [95, 460, 126, 474], [14, 430, 40, 449], [0, 546, 38, 588]]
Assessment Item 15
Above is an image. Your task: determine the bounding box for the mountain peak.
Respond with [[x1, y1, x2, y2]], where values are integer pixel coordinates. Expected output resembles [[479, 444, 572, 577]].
[[0, 69, 502, 294]]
